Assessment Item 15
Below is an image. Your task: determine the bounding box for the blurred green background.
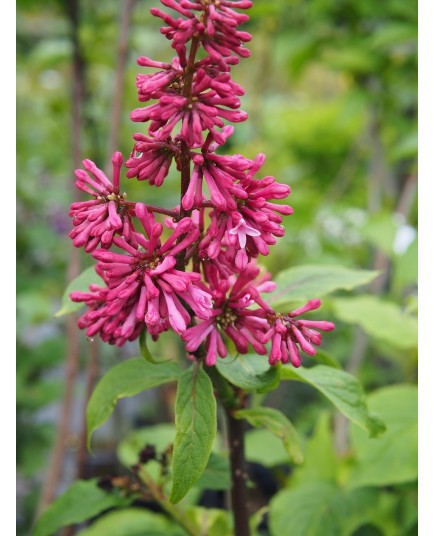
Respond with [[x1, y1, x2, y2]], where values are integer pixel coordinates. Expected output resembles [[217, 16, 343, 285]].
[[17, 0, 417, 534]]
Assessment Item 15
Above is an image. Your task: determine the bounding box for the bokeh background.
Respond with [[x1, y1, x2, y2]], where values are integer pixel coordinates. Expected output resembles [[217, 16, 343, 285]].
[[17, 0, 417, 534]]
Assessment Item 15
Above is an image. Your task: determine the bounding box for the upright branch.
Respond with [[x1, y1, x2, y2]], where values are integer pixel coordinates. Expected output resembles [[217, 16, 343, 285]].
[[107, 0, 136, 164], [66, 0, 336, 533]]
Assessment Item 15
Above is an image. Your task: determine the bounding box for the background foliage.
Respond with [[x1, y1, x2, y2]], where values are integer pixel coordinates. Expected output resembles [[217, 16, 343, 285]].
[[17, 0, 417, 534]]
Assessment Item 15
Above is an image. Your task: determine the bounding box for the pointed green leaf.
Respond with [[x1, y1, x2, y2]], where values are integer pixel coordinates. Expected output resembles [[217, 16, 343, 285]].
[[270, 483, 396, 536], [245, 428, 290, 467], [170, 365, 217, 503], [55, 266, 103, 317], [291, 412, 337, 485], [186, 507, 231, 536], [33, 479, 130, 536], [139, 329, 171, 364], [310, 349, 342, 369], [331, 296, 418, 350], [280, 365, 385, 437], [215, 354, 280, 392], [87, 358, 181, 449], [360, 213, 399, 256], [139, 329, 159, 364], [267, 265, 379, 309], [234, 407, 303, 464], [349, 384, 417, 488], [78, 508, 187, 536]]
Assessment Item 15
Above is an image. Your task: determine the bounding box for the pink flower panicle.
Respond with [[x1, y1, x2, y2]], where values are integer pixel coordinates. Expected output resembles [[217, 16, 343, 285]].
[[68, 0, 336, 365]]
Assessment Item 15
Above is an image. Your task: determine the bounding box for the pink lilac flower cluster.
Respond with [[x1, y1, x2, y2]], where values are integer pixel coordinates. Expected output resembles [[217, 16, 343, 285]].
[[68, 0, 334, 366]]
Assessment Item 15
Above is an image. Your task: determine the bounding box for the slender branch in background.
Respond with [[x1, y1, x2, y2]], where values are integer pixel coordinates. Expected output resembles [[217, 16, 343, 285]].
[[334, 100, 417, 453], [74, 1, 136, 489], [76, 342, 99, 479], [38, 0, 85, 514], [107, 0, 136, 166]]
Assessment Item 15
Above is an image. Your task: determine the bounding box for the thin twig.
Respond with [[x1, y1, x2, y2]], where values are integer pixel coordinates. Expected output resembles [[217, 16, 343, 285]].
[[107, 0, 136, 165], [76, 341, 99, 479], [38, 0, 84, 515], [334, 105, 417, 454]]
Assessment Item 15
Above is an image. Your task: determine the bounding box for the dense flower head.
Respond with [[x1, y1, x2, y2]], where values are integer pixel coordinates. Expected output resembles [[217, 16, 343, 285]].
[[151, 0, 253, 65], [182, 126, 255, 211], [70, 273, 146, 347], [263, 300, 335, 367], [68, 0, 336, 366], [69, 153, 135, 252], [182, 261, 275, 365], [199, 157, 294, 271], [125, 133, 178, 185], [88, 203, 213, 340], [135, 56, 183, 103], [131, 71, 247, 148]]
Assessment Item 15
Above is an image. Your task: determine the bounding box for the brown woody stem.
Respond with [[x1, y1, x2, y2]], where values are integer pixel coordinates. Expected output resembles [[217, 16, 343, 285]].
[[226, 408, 251, 536]]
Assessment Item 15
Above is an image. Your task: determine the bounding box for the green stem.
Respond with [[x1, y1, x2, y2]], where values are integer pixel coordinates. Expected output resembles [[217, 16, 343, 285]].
[[138, 466, 199, 536]]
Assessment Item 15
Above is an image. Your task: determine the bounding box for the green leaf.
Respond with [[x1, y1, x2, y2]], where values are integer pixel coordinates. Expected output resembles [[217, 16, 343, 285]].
[[393, 237, 418, 290], [234, 407, 303, 464], [87, 358, 181, 449], [331, 296, 418, 350], [139, 329, 171, 364], [323, 45, 380, 74], [78, 508, 187, 536], [186, 507, 231, 536], [360, 213, 399, 256], [33, 479, 130, 536], [349, 385, 417, 488], [55, 266, 103, 317], [195, 452, 230, 491], [270, 484, 394, 536], [245, 429, 290, 467], [280, 365, 385, 437], [267, 265, 379, 309], [390, 130, 418, 161], [170, 364, 217, 504], [311, 349, 342, 369], [215, 354, 280, 392], [292, 412, 337, 485]]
